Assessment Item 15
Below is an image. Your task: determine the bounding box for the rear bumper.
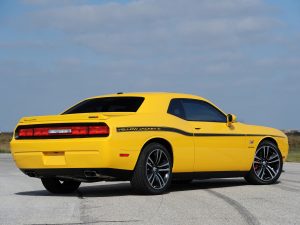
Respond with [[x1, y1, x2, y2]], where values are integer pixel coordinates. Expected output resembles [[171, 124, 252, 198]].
[[21, 168, 132, 182], [10, 137, 140, 170], [12, 150, 108, 169]]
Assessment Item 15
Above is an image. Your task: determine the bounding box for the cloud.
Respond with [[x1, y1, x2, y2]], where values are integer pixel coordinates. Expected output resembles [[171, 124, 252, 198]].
[[1, 0, 300, 130], [22, 0, 83, 6], [29, 0, 277, 33], [25, 0, 278, 55]]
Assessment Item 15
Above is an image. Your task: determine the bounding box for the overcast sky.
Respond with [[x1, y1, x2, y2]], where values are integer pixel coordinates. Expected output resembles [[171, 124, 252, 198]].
[[1, 0, 300, 131]]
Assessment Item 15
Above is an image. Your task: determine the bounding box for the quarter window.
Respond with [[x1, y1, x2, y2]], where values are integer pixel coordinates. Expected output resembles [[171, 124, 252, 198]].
[[168, 98, 226, 122]]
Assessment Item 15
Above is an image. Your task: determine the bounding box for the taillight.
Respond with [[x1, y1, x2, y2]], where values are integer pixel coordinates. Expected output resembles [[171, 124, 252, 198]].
[[16, 124, 109, 139], [68, 126, 88, 135], [88, 126, 109, 135], [34, 128, 51, 136], [18, 128, 34, 137]]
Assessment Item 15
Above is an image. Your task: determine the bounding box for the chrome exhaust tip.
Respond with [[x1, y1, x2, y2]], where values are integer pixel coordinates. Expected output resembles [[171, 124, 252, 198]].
[[84, 170, 98, 178]]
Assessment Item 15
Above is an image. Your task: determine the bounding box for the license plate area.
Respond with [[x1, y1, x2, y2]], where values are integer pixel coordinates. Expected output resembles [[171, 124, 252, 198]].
[[43, 152, 66, 165]]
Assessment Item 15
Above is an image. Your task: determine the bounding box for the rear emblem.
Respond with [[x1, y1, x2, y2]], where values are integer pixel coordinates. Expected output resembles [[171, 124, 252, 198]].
[[48, 129, 72, 134]]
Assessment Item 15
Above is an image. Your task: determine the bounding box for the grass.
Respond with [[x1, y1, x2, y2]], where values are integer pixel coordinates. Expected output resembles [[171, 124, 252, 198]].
[[286, 151, 300, 162], [286, 134, 300, 162], [1, 132, 300, 162], [0, 132, 12, 153]]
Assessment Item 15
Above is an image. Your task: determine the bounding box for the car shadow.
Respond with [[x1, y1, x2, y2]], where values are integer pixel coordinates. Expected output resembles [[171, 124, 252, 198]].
[[15, 178, 250, 197]]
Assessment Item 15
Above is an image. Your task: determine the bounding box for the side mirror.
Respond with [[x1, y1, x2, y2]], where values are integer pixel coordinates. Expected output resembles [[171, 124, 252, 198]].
[[227, 114, 237, 126]]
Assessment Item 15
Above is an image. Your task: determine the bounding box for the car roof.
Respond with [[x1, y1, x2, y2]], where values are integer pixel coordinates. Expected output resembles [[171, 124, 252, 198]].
[[89, 92, 206, 100], [82, 92, 225, 115]]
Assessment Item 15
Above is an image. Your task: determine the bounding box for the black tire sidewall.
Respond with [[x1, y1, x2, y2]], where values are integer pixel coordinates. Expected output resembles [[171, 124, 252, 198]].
[[41, 178, 81, 194]]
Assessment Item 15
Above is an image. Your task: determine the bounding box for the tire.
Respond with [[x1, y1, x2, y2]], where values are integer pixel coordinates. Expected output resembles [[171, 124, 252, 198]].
[[41, 178, 81, 194], [245, 141, 283, 185], [131, 143, 172, 195]]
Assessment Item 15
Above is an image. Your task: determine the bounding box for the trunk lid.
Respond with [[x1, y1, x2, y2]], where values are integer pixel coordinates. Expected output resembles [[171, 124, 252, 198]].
[[18, 112, 135, 125]]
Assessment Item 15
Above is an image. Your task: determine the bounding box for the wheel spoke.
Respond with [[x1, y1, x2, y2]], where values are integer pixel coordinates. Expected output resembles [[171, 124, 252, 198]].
[[265, 146, 270, 159], [155, 174, 162, 187], [267, 165, 277, 176], [156, 149, 162, 164], [265, 166, 275, 178], [147, 172, 154, 180], [148, 157, 155, 166], [258, 167, 265, 179], [255, 155, 262, 161], [262, 167, 266, 180], [158, 168, 170, 172], [147, 162, 153, 168], [157, 162, 169, 168], [263, 147, 267, 158], [256, 166, 263, 177], [156, 173, 166, 187], [268, 154, 279, 161], [149, 173, 155, 185], [268, 159, 279, 164]]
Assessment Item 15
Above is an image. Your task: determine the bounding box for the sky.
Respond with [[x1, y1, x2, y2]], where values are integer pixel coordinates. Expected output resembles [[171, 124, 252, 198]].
[[0, 0, 300, 131]]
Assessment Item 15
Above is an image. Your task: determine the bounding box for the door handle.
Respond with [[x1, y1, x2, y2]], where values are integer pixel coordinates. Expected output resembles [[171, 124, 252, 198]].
[[194, 128, 201, 130]]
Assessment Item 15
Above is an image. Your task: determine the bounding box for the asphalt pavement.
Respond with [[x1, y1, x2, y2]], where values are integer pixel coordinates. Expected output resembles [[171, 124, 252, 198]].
[[0, 154, 299, 225]]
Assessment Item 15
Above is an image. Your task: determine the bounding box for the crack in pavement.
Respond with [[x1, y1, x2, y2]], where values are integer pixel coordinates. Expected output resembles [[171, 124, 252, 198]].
[[281, 178, 300, 184], [26, 220, 141, 225], [76, 189, 141, 224], [78, 189, 96, 224], [274, 184, 300, 193], [284, 171, 300, 175], [206, 189, 260, 225]]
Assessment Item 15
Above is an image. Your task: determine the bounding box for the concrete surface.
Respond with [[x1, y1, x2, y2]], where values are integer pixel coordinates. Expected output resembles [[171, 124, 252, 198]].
[[0, 154, 299, 225]]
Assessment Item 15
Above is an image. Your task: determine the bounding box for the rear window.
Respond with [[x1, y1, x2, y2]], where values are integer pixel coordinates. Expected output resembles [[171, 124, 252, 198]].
[[63, 97, 144, 114]]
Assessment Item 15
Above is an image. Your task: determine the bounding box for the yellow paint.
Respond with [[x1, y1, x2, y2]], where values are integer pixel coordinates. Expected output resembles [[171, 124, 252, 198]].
[[10, 92, 289, 173]]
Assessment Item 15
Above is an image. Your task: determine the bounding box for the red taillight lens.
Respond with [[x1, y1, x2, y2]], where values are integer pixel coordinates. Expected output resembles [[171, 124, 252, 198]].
[[18, 128, 34, 137], [71, 126, 88, 135], [17, 124, 109, 139], [88, 125, 109, 135], [34, 128, 49, 136]]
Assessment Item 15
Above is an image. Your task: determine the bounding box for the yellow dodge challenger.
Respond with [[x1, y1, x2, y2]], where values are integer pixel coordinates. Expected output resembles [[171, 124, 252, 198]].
[[10, 92, 289, 194]]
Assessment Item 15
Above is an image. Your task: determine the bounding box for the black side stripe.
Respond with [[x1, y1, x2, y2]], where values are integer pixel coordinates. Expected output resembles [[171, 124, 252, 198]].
[[116, 126, 192, 136], [116, 126, 285, 138]]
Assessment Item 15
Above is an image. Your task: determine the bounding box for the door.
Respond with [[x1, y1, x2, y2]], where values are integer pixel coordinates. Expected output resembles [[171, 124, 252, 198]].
[[169, 98, 249, 172]]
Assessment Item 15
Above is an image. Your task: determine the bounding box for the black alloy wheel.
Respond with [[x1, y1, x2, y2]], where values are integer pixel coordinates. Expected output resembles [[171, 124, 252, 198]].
[[245, 141, 283, 185], [131, 143, 172, 194]]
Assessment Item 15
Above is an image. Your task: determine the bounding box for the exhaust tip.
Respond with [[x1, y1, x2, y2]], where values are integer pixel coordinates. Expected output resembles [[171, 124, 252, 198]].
[[84, 170, 98, 178]]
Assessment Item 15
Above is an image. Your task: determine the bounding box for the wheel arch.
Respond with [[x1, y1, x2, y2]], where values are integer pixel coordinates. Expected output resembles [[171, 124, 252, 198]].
[[250, 137, 279, 165], [258, 137, 278, 147], [138, 137, 174, 167]]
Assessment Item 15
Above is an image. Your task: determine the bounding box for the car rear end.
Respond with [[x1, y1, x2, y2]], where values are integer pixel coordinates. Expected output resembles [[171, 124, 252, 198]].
[[10, 96, 146, 182]]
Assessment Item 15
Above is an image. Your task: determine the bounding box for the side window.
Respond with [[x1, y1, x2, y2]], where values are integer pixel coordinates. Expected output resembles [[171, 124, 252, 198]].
[[167, 99, 185, 119], [181, 99, 226, 122], [168, 98, 226, 122]]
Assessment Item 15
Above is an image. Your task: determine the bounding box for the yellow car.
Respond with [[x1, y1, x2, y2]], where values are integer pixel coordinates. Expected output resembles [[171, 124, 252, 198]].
[[10, 92, 289, 194]]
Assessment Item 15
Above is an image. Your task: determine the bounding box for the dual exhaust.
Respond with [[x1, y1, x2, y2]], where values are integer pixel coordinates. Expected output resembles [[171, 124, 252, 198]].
[[83, 170, 113, 180], [24, 169, 112, 180]]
